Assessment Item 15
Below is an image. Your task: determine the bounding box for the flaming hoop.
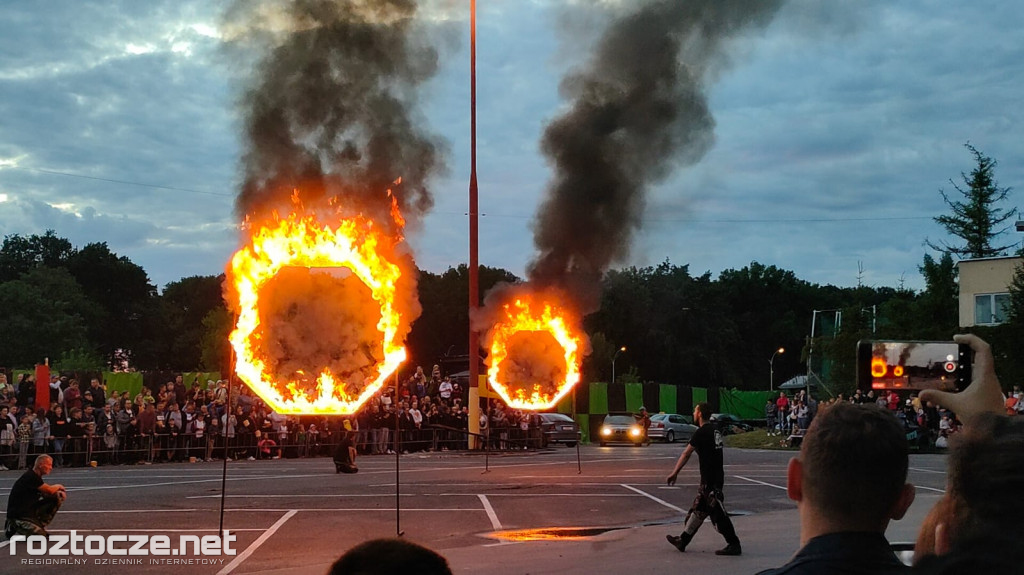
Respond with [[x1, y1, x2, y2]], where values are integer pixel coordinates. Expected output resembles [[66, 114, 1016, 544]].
[[227, 197, 410, 415], [486, 295, 584, 410]]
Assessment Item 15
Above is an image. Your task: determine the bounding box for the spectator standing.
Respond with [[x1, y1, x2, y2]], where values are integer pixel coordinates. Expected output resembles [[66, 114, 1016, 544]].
[[31, 410, 50, 460], [876, 392, 888, 410], [438, 377, 453, 403], [88, 379, 105, 409], [756, 403, 914, 574], [796, 401, 810, 432], [765, 399, 778, 436], [16, 415, 32, 470], [776, 392, 790, 434], [63, 380, 82, 412], [0, 406, 16, 470], [887, 390, 900, 412], [48, 405, 70, 467]]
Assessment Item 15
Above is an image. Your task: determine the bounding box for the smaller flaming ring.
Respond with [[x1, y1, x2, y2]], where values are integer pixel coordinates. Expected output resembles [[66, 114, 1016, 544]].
[[229, 215, 406, 415], [486, 302, 582, 411]]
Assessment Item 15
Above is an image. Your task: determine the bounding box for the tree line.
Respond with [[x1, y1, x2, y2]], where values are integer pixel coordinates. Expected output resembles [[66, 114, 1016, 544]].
[[1, 143, 1020, 395]]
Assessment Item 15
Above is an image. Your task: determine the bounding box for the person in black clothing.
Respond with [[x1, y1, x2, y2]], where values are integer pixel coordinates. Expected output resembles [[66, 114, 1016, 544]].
[[333, 430, 358, 474], [756, 402, 916, 575], [4, 454, 66, 537], [665, 402, 742, 556]]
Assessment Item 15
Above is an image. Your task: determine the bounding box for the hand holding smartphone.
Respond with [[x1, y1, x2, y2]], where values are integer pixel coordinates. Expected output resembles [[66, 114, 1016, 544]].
[[919, 334, 1005, 419]]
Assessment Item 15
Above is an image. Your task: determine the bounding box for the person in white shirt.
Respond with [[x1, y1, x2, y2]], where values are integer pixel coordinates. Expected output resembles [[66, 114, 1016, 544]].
[[438, 377, 453, 402]]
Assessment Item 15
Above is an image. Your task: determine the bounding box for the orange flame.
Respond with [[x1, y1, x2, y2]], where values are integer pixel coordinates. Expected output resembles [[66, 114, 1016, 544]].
[[485, 294, 584, 410], [226, 194, 410, 415], [871, 357, 888, 378]]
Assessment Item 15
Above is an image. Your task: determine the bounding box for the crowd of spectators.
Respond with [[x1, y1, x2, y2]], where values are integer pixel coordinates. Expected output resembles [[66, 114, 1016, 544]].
[[0, 364, 509, 471], [765, 390, 818, 436], [763, 383, 1021, 450]]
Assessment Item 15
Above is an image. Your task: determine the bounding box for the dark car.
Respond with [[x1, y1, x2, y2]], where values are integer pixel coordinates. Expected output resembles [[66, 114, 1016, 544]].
[[536, 413, 580, 447], [648, 413, 698, 443], [598, 414, 645, 446], [710, 413, 754, 435]]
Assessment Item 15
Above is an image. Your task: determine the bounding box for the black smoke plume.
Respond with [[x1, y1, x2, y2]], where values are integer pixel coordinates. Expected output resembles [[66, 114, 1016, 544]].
[[528, 0, 785, 310], [223, 0, 447, 230]]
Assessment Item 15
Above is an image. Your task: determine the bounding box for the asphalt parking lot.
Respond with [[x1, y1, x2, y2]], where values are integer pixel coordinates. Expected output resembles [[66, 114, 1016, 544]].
[[0, 444, 948, 574]]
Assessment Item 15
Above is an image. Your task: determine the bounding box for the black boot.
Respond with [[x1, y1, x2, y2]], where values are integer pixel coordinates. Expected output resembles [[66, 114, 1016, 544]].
[[715, 542, 742, 556], [666, 532, 692, 552]]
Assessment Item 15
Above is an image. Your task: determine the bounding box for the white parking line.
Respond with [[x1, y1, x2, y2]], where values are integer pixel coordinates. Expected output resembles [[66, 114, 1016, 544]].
[[224, 508, 485, 512], [217, 510, 297, 575], [478, 495, 503, 530], [733, 475, 787, 491], [619, 484, 684, 513], [60, 509, 200, 513], [915, 485, 946, 494]]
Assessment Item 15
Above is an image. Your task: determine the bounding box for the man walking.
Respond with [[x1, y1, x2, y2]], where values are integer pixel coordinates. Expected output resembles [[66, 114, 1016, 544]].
[[665, 402, 742, 556]]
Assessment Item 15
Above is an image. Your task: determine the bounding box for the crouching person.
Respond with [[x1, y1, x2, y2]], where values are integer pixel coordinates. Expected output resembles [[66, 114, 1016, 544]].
[[334, 430, 358, 474], [4, 454, 67, 538]]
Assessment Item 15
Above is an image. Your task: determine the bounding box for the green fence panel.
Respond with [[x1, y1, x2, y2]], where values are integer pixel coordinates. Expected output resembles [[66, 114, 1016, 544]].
[[589, 382, 608, 414], [578, 416, 590, 444], [103, 372, 144, 398], [692, 387, 707, 406], [624, 383, 643, 412], [659, 384, 677, 415], [719, 389, 775, 419], [556, 392, 573, 415]]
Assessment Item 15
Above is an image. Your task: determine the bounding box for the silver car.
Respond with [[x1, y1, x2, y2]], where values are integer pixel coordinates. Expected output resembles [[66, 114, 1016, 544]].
[[599, 414, 646, 446], [648, 413, 697, 443]]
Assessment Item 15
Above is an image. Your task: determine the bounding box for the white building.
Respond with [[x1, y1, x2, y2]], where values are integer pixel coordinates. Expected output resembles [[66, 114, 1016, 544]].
[[957, 255, 1022, 327]]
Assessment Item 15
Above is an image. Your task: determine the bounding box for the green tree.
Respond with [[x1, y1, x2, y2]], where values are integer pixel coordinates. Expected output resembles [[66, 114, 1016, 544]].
[[200, 307, 233, 373], [927, 143, 1018, 258], [159, 275, 227, 370], [54, 347, 106, 371], [0, 230, 75, 281], [1007, 263, 1024, 323], [406, 265, 519, 371], [64, 242, 158, 368], [0, 267, 100, 367], [915, 253, 959, 337]]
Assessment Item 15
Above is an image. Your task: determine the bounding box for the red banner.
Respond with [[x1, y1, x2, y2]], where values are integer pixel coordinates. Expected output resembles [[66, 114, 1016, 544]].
[[35, 364, 50, 412]]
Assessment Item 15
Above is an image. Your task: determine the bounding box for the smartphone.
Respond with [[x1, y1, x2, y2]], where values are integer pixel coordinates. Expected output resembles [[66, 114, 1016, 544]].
[[856, 340, 971, 393]]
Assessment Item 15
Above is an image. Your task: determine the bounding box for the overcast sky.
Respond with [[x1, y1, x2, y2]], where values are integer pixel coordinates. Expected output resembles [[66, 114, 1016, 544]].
[[1, 0, 1022, 293]]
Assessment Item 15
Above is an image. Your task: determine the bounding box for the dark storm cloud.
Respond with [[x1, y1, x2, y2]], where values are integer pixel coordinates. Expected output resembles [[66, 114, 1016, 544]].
[[527, 0, 785, 308], [222, 0, 448, 230]]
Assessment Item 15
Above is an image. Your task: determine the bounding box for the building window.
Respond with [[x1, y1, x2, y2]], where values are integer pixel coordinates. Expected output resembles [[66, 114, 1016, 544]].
[[975, 293, 1011, 325]]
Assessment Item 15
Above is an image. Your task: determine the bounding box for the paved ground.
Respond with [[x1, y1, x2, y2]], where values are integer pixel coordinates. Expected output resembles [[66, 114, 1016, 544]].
[[0, 443, 948, 574]]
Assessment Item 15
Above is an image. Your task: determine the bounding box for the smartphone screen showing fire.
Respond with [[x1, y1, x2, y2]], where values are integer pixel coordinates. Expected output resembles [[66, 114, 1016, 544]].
[[857, 341, 970, 392]]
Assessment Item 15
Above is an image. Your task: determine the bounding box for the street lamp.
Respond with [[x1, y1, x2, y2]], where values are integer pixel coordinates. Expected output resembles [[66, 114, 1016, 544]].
[[770, 347, 785, 391], [611, 346, 627, 384]]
